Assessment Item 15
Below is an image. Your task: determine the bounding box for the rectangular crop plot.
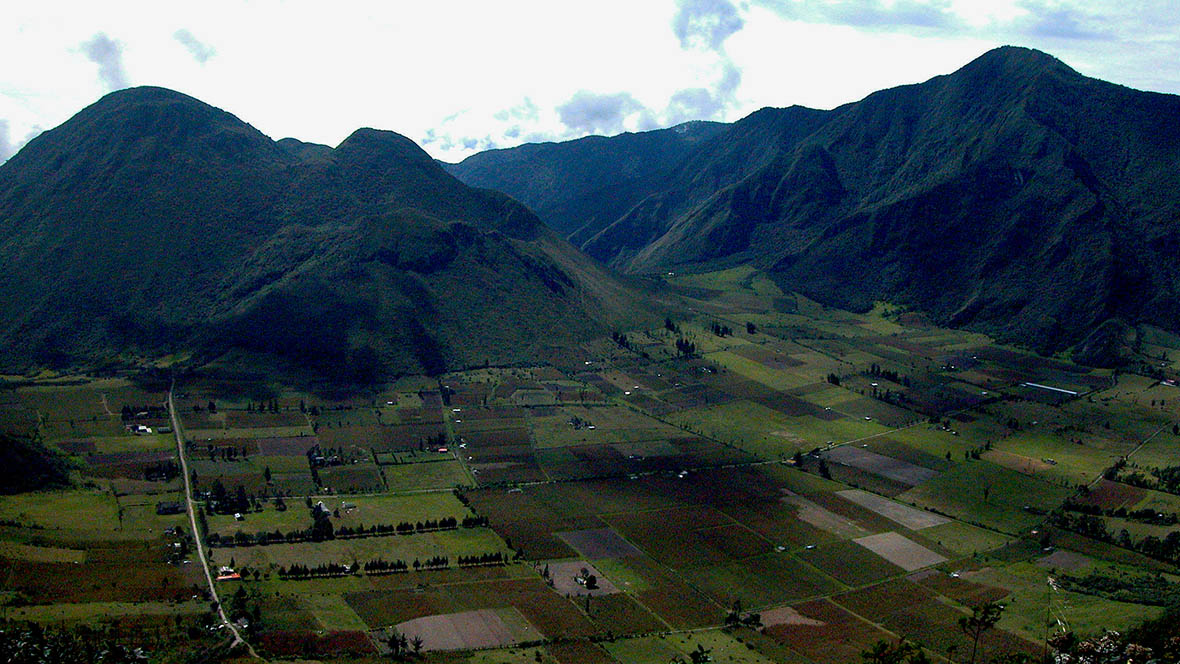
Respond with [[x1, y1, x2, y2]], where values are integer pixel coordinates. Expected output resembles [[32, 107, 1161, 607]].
[[765, 599, 895, 664], [256, 436, 320, 456], [394, 608, 540, 651], [557, 528, 642, 560], [782, 494, 871, 539], [837, 490, 950, 530], [853, 532, 947, 571], [798, 539, 904, 587], [824, 447, 939, 486]]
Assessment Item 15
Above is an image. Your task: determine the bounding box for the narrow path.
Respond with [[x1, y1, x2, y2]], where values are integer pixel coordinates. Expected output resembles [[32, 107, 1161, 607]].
[[168, 386, 260, 659], [1088, 422, 1171, 489]]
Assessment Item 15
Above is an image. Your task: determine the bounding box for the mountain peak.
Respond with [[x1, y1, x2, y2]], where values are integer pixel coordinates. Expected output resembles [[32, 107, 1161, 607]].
[[957, 45, 1078, 83]]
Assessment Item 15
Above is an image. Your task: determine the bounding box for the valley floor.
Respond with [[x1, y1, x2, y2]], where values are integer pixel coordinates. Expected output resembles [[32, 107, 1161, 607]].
[[1, 266, 1178, 663]]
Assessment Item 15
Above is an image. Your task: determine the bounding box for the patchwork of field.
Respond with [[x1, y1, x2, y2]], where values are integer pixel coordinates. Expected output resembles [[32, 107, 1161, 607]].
[[2, 268, 1176, 662]]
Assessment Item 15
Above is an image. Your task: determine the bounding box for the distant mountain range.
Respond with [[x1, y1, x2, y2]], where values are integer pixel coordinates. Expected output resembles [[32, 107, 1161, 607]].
[[450, 47, 1180, 360], [0, 87, 647, 379]]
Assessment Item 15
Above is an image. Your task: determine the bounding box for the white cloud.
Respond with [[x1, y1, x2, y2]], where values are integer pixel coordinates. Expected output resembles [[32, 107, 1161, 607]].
[[80, 32, 128, 91], [173, 29, 215, 63], [0, 120, 12, 163], [0, 0, 1176, 163]]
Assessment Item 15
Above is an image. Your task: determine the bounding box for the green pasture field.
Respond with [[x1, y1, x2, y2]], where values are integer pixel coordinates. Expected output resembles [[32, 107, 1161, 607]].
[[65, 432, 176, 456], [214, 526, 508, 570], [1125, 430, 1180, 469], [382, 459, 471, 490], [900, 461, 1074, 534], [4, 600, 208, 623], [604, 631, 779, 664], [991, 431, 1135, 484], [969, 561, 1162, 641], [186, 425, 314, 440], [205, 491, 473, 537], [720, 346, 848, 392], [40, 418, 129, 441], [529, 405, 682, 448], [0, 489, 122, 535], [918, 521, 1012, 556], [16, 380, 136, 421], [1130, 486, 1180, 515], [665, 400, 814, 459]]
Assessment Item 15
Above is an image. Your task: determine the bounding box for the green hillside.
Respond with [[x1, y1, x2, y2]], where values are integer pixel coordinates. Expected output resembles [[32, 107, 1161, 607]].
[[0, 87, 649, 380], [452, 47, 1180, 360]]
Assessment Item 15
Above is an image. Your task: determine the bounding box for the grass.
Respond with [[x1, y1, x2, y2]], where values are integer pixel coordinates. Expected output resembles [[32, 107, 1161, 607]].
[[3, 600, 208, 623], [382, 460, 471, 490], [300, 591, 371, 631], [205, 491, 473, 537], [0, 489, 122, 534], [216, 526, 509, 569], [969, 561, 1163, 642], [666, 400, 815, 459], [900, 461, 1074, 534], [604, 631, 779, 664], [918, 521, 1012, 556]]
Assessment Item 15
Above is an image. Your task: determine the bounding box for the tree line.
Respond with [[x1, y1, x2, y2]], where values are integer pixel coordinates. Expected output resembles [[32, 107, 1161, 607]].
[[206, 515, 489, 548], [274, 552, 506, 580], [1050, 509, 1180, 566]]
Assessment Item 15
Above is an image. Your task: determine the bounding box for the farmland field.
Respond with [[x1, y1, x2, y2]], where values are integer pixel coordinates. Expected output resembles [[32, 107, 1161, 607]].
[[0, 269, 1173, 663]]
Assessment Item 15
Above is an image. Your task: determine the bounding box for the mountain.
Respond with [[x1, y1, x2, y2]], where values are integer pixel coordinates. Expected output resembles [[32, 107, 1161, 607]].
[[452, 47, 1180, 358], [0, 87, 648, 380], [446, 121, 726, 241]]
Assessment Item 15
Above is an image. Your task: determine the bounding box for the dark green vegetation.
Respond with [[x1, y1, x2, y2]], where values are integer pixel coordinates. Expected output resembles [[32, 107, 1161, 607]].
[[1, 278, 1177, 663], [452, 46, 1180, 360], [0, 87, 649, 380], [0, 431, 71, 494], [445, 120, 725, 240]]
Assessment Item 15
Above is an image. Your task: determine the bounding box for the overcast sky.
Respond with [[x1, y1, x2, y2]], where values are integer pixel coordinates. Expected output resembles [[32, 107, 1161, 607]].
[[1, 0, 1179, 164]]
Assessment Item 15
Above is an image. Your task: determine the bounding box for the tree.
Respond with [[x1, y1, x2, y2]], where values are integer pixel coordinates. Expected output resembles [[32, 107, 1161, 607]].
[[263, 466, 272, 483], [207, 400, 217, 414], [861, 639, 931, 664], [959, 601, 1005, 664], [688, 644, 712, 663]]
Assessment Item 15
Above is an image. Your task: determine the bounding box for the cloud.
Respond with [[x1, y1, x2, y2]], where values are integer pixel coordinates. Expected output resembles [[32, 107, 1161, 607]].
[[664, 61, 742, 123], [757, 0, 959, 30], [0, 120, 12, 163], [557, 90, 651, 136], [673, 0, 745, 50], [81, 32, 128, 91], [174, 29, 216, 63], [493, 98, 540, 123]]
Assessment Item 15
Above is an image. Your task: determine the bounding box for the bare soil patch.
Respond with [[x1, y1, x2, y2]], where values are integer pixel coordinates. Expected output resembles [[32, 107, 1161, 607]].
[[761, 606, 824, 627], [782, 494, 870, 539], [394, 608, 538, 651], [853, 532, 947, 571], [837, 490, 950, 530]]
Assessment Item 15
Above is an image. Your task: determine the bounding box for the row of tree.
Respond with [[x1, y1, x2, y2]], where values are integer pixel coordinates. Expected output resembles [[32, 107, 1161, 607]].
[[207, 515, 489, 548], [276, 553, 492, 580], [1050, 510, 1180, 565], [1063, 497, 1179, 526]]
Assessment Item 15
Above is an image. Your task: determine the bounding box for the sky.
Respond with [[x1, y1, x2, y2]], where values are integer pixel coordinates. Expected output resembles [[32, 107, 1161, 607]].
[[1, 1, 1179, 164]]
